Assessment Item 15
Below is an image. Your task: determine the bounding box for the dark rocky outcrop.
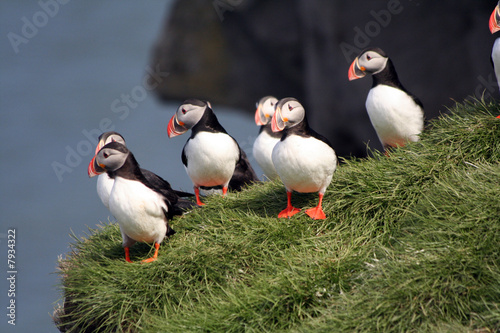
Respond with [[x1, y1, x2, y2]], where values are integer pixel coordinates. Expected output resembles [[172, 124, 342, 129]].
[[150, 0, 494, 156]]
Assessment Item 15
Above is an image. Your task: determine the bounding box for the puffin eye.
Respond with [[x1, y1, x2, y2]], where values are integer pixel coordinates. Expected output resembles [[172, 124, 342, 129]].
[[366, 54, 372, 61], [103, 152, 109, 158], [288, 104, 293, 111], [181, 108, 187, 114]]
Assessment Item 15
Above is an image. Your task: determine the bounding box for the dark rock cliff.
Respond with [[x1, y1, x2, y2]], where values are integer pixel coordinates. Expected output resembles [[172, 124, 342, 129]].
[[150, 0, 494, 156]]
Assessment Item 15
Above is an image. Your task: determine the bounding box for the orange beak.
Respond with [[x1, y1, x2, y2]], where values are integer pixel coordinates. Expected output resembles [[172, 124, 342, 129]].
[[348, 57, 366, 81], [87, 156, 102, 178], [167, 114, 187, 138], [94, 139, 105, 155], [271, 107, 286, 132], [490, 5, 500, 34], [254, 106, 270, 126]]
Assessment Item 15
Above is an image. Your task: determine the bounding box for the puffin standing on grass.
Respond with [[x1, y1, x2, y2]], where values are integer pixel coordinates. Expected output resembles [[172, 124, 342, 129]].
[[88, 142, 176, 263], [88, 131, 193, 214], [252, 96, 281, 180], [167, 99, 257, 205], [489, 1, 500, 118], [348, 47, 424, 150], [271, 98, 337, 220], [490, 1, 500, 91]]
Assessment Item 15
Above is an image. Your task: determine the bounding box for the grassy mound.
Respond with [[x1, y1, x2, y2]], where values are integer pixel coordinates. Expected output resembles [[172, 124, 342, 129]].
[[55, 99, 500, 332]]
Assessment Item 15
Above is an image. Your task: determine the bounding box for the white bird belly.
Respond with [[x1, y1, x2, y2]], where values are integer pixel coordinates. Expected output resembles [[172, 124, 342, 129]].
[[109, 177, 167, 244], [184, 132, 239, 187], [272, 135, 337, 194], [253, 131, 280, 180], [492, 38, 500, 93], [96, 173, 114, 209], [366, 85, 424, 147]]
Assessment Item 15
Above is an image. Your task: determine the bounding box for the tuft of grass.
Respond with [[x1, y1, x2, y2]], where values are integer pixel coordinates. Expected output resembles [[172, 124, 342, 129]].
[[55, 98, 500, 332]]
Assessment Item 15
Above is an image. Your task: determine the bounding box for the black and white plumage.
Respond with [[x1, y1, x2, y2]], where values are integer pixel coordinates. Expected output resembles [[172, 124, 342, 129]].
[[88, 131, 193, 216], [490, 2, 500, 97], [90, 132, 126, 209], [167, 99, 258, 205], [89, 142, 176, 263], [228, 149, 259, 192], [348, 47, 424, 150], [271, 98, 337, 220], [252, 96, 281, 180]]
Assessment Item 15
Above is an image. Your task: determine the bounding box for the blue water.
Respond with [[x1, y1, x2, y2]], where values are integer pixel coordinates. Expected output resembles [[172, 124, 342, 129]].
[[0, 2, 263, 331]]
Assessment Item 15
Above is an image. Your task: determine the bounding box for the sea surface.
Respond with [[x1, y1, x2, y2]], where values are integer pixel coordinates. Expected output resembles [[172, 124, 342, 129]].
[[0, 2, 263, 331]]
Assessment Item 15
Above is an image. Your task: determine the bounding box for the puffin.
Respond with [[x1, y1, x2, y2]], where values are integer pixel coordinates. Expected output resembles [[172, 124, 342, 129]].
[[489, 1, 500, 118], [88, 142, 176, 263], [271, 98, 337, 220], [348, 47, 424, 150], [88, 131, 193, 216], [252, 96, 281, 180], [167, 99, 258, 205]]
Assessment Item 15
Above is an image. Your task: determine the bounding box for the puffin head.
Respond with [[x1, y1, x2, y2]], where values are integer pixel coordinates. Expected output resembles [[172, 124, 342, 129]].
[[167, 99, 210, 138], [271, 97, 305, 132], [94, 131, 126, 155], [88, 132, 127, 177], [254, 96, 278, 126], [88, 142, 130, 177], [490, 1, 500, 34], [348, 47, 389, 81]]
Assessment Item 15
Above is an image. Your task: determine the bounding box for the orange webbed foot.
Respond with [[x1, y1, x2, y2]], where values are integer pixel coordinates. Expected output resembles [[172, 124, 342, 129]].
[[141, 257, 158, 263], [278, 191, 301, 218], [305, 206, 326, 220], [305, 193, 326, 220], [141, 242, 160, 264], [278, 206, 301, 218]]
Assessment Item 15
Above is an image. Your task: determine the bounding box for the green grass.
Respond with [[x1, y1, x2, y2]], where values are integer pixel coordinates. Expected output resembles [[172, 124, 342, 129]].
[[55, 98, 500, 332]]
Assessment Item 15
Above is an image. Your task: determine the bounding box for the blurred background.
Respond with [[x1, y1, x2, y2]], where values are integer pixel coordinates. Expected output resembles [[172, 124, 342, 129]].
[[0, 1, 496, 332]]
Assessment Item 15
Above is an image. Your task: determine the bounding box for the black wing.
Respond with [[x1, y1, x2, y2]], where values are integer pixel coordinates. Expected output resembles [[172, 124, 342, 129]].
[[161, 208, 176, 237], [142, 168, 195, 218], [229, 146, 260, 191]]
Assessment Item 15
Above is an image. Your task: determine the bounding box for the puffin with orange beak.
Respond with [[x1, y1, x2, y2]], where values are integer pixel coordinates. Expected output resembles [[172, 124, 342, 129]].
[[271, 97, 337, 220], [89, 142, 177, 263], [88, 131, 193, 214], [252, 96, 281, 180], [489, 2, 500, 118], [168, 99, 258, 206], [348, 47, 424, 151], [88, 132, 126, 209]]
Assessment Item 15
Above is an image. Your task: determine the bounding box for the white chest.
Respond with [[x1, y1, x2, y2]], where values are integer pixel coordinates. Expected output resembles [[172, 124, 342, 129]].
[[366, 85, 424, 147], [108, 177, 167, 244], [184, 132, 239, 187], [492, 38, 500, 93], [96, 173, 114, 209], [253, 130, 280, 180], [272, 135, 337, 193]]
